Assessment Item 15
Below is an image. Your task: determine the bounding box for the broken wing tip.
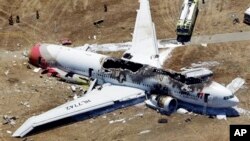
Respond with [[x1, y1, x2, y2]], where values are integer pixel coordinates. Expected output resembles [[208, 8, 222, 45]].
[[12, 117, 36, 138], [12, 128, 30, 138], [12, 126, 33, 138], [12, 130, 24, 137], [12, 133, 20, 138]]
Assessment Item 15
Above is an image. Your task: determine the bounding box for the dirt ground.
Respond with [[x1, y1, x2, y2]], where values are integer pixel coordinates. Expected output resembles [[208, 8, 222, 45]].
[[1, 0, 250, 141]]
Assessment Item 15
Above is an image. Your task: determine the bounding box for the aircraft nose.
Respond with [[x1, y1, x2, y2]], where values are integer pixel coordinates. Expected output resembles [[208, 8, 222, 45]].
[[202, 81, 240, 108], [228, 96, 239, 107], [217, 85, 239, 107], [29, 43, 41, 67]]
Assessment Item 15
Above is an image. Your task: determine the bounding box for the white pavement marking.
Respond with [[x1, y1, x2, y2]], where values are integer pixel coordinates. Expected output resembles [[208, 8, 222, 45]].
[[190, 31, 250, 44]]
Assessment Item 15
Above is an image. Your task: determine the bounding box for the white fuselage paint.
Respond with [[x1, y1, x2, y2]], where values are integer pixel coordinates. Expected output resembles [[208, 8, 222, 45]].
[[40, 44, 239, 108]]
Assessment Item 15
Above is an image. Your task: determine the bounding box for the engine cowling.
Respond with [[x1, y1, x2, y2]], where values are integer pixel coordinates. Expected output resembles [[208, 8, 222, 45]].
[[156, 95, 177, 113], [146, 95, 178, 114]]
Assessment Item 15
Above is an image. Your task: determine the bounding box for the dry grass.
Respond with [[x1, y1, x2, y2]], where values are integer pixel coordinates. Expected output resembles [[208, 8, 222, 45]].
[[1, 0, 250, 141]]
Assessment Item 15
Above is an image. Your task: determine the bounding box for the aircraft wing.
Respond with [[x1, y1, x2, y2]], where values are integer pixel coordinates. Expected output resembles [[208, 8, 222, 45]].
[[122, 0, 161, 68], [13, 85, 145, 137], [226, 77, 245, 94]]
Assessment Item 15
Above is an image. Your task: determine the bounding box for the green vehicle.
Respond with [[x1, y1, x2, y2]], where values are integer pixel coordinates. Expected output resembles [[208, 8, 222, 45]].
[[176, 0, 198, 36]]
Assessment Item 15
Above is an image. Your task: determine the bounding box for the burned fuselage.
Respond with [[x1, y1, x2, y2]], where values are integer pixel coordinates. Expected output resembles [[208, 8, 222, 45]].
[[96, 57, 213, 106]]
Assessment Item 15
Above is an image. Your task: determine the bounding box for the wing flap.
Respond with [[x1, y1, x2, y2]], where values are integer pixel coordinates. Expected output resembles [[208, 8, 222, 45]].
[[13, 85, 145, 137]]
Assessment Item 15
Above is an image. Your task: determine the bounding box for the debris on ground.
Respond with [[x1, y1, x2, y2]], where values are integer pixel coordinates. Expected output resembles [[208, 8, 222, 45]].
[[33, 68, 41, 73], [185, 118, 192, 123], [138, 130, 151, 135], [36, 10, 40, 19], [233, 17, 240, 24], [6, 130, 12, 134], [104, 4, 108, 12], [60, 38, 72, 45], [177, 108, 189, 114], [68, 93, 79, 99], [9, 15, 13, 25], [26, 64, 32, 69], [4, 70, 9, 76], [230, 13, 240, 24], [134, 113, 144, 118], [201, 43, 207, 47], [22, 50, 28, 57], [128, 113, 144, 120], [68, 85, 85, 99], [158, 118, 168, 123], [191, 61, 220, 68], [16, 15, 20, 23], [181, 61, 220, 70], [7, 77, 19, 84], [2, 115, 17, 125], [109, 118, 126, 124], [73, 94, 78, 100], [20, 101, 31, 108], [71, 85, 76, 92], [93, 19, 104, 27]]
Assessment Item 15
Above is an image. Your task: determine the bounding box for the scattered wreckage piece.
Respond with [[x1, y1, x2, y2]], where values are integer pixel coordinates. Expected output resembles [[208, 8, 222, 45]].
[[33, 68, 41, 73], [93, 19, 104, 27], [176, 108, 189, 114], [109, 118, 126, 124], [20, 101, 30, 108], [158, 118, 168, 123], [40, 67, 89, 85], [60, 38, 72, 45], [2, 115, 17, 125], [138, 130, 151, 135]]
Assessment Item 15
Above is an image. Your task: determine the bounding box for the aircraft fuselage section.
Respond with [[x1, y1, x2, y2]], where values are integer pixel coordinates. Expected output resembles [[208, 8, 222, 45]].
[[97, 57, 206, 105], [51, 55, 209, 106], [32, 44, 237, 108]]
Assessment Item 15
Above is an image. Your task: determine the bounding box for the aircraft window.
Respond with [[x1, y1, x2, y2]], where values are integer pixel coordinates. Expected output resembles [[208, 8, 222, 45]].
[[223, 95, 234, 100], [103, 58, 143, 72]]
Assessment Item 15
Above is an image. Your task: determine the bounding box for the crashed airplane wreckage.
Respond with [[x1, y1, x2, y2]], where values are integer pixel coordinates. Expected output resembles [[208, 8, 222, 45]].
[[13, 0, 239, 137]]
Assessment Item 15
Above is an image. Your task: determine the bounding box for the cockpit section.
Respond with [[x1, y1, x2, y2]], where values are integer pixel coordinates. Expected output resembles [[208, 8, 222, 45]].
[[223, 95, 234, 100], [102, 58, 144, 72], [153, 68, 213, 85]]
